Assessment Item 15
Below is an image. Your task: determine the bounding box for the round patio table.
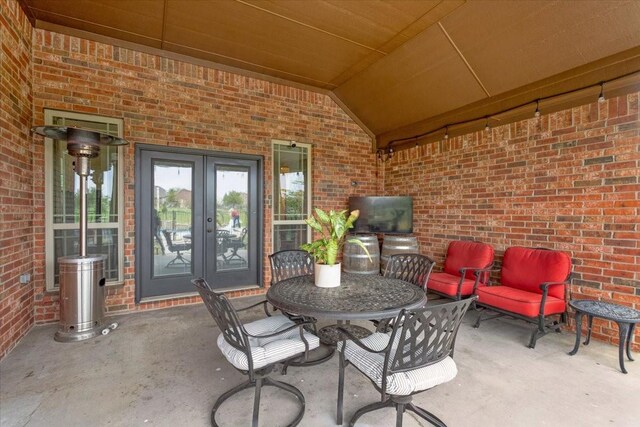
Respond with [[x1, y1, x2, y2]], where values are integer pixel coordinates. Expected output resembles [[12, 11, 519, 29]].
[[266, 272, 428, 321]]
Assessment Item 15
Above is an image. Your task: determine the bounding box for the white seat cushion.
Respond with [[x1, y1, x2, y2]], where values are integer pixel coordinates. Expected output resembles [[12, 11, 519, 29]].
[[217, 314, 320, 370], [339, 332, 457, 396]]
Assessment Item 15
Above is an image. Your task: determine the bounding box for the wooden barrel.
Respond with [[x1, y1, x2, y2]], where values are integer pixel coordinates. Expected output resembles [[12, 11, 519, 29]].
[[380, 235, 419, 273], [343, 235, 380, 275]]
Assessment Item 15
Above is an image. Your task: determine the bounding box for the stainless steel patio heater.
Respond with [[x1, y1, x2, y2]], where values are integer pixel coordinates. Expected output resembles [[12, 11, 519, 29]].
[[32, 126, 129, 342]]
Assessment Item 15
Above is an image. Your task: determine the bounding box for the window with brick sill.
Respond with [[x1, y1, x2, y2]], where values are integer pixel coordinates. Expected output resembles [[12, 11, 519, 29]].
[[44, 109, 124, 290]]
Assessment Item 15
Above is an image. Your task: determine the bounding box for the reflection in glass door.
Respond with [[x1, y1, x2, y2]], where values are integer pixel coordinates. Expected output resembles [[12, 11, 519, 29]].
[[215, 166, 249, 271], [152, 161, 193, 277]]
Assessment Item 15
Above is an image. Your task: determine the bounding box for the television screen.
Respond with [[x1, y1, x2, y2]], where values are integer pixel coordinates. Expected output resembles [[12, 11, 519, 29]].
[[349, 196, 413, 234]]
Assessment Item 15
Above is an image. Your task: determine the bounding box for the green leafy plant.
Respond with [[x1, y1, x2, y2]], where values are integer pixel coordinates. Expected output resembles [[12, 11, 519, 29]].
[[301, 208, 371, 265]]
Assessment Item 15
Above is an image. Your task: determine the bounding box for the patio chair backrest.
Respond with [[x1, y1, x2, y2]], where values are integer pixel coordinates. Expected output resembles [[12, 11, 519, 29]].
[[383, 253, 435, 291], [443, 240, 494, 280], [501, 247, 571, 299], [192, 278, 251, 359], [385, 298, 475, 382], [269, 250, 314, 285]]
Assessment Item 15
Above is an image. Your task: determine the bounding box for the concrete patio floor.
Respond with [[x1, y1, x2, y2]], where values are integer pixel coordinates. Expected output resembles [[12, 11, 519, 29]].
[[1, 296, 639, 427]]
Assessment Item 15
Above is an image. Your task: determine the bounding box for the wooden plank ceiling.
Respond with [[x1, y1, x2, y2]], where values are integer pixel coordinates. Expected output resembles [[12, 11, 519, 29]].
[[21, 0, 640, 149]]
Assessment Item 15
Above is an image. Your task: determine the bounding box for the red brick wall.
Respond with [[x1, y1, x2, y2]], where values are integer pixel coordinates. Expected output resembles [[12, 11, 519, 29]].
[[0, 0, 34, 359], [30, 30, 379, 319], [4, 1, 636, 356], [384, 94, 640, 350]]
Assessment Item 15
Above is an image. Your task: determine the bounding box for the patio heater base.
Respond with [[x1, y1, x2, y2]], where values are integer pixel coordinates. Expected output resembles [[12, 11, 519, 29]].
[[54, 322, 118, 343], [53, 255, 118, 343]]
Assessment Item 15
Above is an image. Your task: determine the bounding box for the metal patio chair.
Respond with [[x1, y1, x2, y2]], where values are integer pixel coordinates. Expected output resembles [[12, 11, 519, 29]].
[[193, 278, 319, 427], [337, 297, 476, 427], [268, 249, 336, 370], [269, 249, 314, 285], [374, 253, 435, 332]]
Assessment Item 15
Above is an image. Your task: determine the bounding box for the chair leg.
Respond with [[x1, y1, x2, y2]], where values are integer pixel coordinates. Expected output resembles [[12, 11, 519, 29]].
[[263, 377, 306, 425], [406, 402, 447, 427], [396, 402, 404, 427], [211, 377, 305, 427], [211, 379, 254, 426], [337, 349, 345, 425], [252, 377, 262, 427], [529, 316, 563, 349], [473, 310, 504, 328], [528, 325, 541, 349], [348, 399, 394, 427]]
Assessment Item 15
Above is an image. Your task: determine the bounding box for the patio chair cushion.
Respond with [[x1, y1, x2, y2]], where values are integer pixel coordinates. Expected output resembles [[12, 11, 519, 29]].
[[501, 246, 571, 299], [443, 240, 494, 280], [339, 332, 457, 396], [428, 272, 476, 297], [217, 315, 320, 370], [475, 285, 566, 318]]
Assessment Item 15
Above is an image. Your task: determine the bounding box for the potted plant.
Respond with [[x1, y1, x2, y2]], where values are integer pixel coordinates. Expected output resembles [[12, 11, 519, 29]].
[[301, 208, 371, 287]]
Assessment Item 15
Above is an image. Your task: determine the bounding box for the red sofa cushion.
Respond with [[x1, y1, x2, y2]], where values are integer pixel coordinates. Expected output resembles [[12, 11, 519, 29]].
[[444, 241, 494, 280], [476, 285, 566, 317], [428, 272, 476, 297], [501, 247, 571, 299]]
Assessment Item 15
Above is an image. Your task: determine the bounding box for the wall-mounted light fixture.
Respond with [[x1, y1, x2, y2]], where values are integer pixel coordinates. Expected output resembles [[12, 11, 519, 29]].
[[598, 82, 606, 103], [534, 99, 541, 118], [377, 146, 394, 163]]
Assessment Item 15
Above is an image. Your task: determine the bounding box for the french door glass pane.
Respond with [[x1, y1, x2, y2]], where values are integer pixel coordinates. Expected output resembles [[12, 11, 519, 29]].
[[216, 166, 249, 271], [152, 161, 193, 277]]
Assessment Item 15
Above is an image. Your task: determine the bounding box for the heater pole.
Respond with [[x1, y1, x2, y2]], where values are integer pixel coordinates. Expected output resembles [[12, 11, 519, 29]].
[[75, 156, 91, 257]]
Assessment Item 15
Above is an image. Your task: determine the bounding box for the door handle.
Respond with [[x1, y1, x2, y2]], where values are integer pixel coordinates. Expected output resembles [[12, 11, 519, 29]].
[[207, 217, 213, 232]]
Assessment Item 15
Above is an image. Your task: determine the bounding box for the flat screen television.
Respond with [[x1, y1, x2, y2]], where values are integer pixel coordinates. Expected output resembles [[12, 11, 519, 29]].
[[349, 196, 413, 234]]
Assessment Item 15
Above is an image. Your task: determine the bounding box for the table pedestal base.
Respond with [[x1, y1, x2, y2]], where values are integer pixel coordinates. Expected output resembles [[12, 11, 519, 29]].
[[318, 324, 372, 346]]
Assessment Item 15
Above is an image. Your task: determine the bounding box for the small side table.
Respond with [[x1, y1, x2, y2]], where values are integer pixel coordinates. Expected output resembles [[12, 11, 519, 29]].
[[568, 300, 640, 373]]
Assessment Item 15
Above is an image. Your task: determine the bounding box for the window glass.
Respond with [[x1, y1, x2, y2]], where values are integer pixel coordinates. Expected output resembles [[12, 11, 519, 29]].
[[46, 111, 123, 288], [272, 141, 311, 252]]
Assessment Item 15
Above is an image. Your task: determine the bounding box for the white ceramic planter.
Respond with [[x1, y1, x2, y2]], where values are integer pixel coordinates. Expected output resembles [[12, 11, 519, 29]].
[[314, 263, 341, 288]]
